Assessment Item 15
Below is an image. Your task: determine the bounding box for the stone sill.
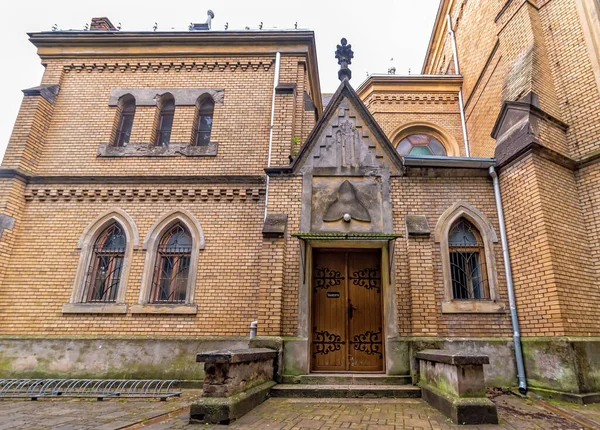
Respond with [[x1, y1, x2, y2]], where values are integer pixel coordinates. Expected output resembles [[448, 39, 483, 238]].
[[131, 303, 198, 315], [441, 301, 505, 314], [62, 303, 128, 314], [97, 142, 218, 157]]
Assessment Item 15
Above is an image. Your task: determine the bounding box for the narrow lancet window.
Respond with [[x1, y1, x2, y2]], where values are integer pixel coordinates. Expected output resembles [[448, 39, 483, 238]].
[[155, 94, 175, 146], [448, 218, 490, 300], [194, 98, 214, 146], [114, 95, 135, 147]]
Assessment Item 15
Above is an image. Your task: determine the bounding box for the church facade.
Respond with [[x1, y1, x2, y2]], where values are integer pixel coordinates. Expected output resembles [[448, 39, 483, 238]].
[[1, 0, 600, 401]]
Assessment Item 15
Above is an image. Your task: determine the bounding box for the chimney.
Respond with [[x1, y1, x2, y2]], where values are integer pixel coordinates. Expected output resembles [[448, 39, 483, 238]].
[[90, 17, 117, 31]]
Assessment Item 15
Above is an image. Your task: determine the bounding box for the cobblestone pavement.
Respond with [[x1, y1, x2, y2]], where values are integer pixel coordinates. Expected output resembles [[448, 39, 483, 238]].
[[0, 391, 595, 429], [0, 390, 201, 430]]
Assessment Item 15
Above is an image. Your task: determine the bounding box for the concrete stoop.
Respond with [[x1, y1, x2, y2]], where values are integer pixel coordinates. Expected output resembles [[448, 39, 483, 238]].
[[281, 374, 413, 386], [271, 383, 422, 398], [274, 374, 420, 399]]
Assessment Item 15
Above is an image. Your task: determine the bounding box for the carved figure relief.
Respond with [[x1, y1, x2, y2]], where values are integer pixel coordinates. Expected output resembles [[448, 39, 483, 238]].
[[323, 180, 371, 223], [336, 120, 359, 168]]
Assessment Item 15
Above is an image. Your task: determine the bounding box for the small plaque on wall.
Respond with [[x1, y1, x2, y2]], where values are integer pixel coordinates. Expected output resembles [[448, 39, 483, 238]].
[[326, 292, 341, 298]]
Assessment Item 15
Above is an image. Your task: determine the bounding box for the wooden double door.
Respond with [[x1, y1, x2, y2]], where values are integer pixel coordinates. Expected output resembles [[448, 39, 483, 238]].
[[311, 249, 384, 372]]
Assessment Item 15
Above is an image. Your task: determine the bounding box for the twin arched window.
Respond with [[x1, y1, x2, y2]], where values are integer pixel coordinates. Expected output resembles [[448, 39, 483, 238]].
[[111, 94, 215, 147], [69, 210, 204, 313]]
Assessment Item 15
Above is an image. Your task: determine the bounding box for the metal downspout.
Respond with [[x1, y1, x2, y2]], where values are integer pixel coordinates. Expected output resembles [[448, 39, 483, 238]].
[[264, 52, 281, 220], [447, 14, 471, 157], [489, 166, 527, 394]]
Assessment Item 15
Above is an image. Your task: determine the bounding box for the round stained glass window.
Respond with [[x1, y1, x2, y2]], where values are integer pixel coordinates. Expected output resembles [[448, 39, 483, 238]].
[[396, 134, 447, 156]]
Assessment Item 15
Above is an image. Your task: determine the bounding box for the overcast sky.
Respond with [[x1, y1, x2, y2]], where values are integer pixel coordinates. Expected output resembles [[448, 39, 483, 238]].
[[0, 0, 440, 161]]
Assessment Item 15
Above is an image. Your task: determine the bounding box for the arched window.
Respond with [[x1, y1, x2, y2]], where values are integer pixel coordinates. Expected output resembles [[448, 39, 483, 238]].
[[448, 218, 489, 300], [194, 97, 214, 146], [396, 134, 446, 156], [435, 202, 502, 313], [155, 94, 175, 146], [149, 223, 192, 303], [65, 209, 139, 314], [82, 222, 126, 302], [114, 94, 135, 147]]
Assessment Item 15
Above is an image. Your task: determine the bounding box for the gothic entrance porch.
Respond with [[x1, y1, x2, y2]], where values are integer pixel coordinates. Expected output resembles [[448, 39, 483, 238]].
[[311, 248, 384, 372]]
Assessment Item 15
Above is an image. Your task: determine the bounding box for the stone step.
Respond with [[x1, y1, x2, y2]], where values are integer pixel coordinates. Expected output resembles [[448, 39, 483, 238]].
[[281, 374, 412, 386], [271, 384, 421, 399]]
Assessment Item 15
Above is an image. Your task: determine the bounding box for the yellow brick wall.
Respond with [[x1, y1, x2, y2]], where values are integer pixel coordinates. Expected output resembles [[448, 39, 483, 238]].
[[269, 173, 512, 338], [577, 163, 600, 288], [0, 184, 265, 336], [24, 56, 280, 177], [540, 0, 600, 158], [392, 175, 512, 338], [265, 176, 303, 337]]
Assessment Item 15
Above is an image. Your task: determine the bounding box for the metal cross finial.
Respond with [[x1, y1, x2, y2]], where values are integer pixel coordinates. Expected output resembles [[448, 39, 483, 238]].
[[335, 38, 354, 81]]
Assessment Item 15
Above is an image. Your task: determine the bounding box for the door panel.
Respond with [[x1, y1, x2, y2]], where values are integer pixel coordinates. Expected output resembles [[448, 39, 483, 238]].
[[311, 249, 383, 372], [311, 250, 347, 371], [348, 251, 383, 371]]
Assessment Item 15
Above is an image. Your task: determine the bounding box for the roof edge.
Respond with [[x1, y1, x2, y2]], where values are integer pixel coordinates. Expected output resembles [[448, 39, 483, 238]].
[[422, 0, 452, 74]]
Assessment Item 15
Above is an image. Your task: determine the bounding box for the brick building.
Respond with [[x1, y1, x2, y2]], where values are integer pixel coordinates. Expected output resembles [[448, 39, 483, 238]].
[[0, 0, 599, 401]]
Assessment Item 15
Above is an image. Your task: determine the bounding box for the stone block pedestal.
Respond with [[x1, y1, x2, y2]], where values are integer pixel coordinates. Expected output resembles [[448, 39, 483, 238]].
[[416, 349, 498, 425], [189, 348, 277, 424]]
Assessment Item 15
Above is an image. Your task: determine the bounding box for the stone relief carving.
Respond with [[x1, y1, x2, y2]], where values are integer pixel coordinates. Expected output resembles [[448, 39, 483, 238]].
[[311, 177, 382, 233], [307, 102, 383, 171], [323, 180, 371, 223]]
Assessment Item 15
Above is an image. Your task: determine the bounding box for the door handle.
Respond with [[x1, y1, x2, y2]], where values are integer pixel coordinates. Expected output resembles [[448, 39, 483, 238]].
[[348, 301, 358, 319]]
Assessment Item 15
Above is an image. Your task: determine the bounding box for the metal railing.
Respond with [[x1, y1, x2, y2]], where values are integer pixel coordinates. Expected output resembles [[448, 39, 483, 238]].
[[0, 379, 182, 401]]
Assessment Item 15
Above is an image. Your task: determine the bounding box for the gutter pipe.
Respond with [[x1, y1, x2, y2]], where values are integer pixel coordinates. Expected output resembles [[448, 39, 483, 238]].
[[447, 14, 471, 157], [489, 166, 527, 394], [264, 51, 281, 220]]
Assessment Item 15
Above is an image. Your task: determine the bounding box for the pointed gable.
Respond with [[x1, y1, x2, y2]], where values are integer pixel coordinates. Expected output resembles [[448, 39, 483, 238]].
[[288, 79, 404, 175]]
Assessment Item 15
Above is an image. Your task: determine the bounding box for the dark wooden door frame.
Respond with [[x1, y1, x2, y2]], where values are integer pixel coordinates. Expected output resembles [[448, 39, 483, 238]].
[[310, 248, 384, 373]]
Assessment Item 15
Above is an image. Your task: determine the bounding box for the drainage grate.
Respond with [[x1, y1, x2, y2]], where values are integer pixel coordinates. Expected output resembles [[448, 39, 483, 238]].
[[0, 379, 182, 401]]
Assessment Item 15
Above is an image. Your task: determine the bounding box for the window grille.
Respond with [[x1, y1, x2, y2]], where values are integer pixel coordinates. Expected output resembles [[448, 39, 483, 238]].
[[114, 96, 135, 147], [155, 96, 175, 146], [448, 218, 490, 300], [194, 98, 214, 146], [82, 223, 126, 302], [150, 223, 192, 303]]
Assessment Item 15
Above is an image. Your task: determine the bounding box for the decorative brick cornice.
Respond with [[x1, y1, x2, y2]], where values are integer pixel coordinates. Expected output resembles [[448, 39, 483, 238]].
[[367, 94, 458, 105], [0, 169, 266, 185], [62, 60, 274, 74], [24, 187, 265, 202]]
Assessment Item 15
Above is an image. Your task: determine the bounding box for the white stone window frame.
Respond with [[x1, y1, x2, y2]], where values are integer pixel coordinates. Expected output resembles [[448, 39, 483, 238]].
[[63, 208, 139, 314], [434, 202, 505, 314], [132, 209, 205, 315]]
